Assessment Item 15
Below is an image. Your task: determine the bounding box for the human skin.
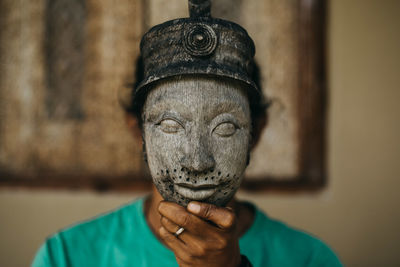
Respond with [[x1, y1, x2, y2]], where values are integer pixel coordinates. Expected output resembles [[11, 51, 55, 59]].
[[159, 201, 239, 266], [145, 186, 254, 267], [141, 77, 255, 266]]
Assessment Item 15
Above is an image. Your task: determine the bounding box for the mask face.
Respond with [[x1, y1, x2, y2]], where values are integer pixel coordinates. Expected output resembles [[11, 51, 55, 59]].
[[142, 77, 251, 206]]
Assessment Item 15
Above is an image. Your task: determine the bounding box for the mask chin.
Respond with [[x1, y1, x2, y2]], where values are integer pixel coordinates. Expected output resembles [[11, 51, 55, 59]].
[[150, 165, 243, 207]]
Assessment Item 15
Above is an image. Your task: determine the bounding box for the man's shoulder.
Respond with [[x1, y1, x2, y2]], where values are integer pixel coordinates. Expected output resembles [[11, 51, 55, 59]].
[[254, 208, 322, 245], [32, 197, 146, 267], [57, 197, 144, 239], [241, 203, 342, 266], [247, 204, 327, 245]]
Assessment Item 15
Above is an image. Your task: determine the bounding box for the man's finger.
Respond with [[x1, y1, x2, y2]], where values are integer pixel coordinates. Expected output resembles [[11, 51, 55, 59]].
[[161, 216, 181, 234], [160, 216, 190, 243], [159, 227, 193, 264], [161, 216, 212, 256], [158, 201, 213, 234], [159, 227, 186, 252], [187, 201, 235, 229]]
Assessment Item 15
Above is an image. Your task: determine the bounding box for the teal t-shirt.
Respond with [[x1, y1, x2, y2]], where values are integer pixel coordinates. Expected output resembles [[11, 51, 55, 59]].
[[32, 197, 342, 267]]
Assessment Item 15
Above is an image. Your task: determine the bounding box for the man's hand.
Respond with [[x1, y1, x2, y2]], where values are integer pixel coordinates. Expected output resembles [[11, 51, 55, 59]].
[[158, 201, 241, 267]]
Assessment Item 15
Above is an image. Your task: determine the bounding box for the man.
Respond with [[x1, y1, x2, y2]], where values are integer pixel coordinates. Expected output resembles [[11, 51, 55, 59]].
[[33, 1, 341, 266]]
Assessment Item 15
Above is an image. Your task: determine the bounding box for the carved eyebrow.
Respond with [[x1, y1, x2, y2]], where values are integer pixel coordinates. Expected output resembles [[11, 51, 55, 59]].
[[206, 101, 249, 124], [145, 99, 192, 122]]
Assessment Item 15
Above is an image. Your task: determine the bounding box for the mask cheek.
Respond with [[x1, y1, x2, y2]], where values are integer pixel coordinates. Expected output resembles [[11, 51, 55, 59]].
[[214, 134, 249, 173], [148, 159, 174, 197], [144, 129, 166, 174], [147, 153, 167, 180], [146, 144, 180, 192], [148, 140, 184, 179]]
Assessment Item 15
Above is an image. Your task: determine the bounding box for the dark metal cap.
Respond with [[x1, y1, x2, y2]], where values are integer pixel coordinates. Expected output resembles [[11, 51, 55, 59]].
[[128, 0, 259, 111]]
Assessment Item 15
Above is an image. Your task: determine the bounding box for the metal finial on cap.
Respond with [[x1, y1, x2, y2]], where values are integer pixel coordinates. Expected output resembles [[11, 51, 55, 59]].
[[188, 0, 211, 18]]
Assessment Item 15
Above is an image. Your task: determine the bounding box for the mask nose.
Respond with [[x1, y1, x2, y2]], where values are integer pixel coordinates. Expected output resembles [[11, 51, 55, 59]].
[[180, 132, 215, 173]]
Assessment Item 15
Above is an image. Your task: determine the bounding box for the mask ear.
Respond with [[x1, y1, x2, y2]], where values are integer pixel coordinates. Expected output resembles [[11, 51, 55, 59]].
[[250, 112, 268, 150]]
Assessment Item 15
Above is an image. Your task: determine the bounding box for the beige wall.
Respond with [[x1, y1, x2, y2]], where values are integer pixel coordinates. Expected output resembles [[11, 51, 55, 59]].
[[1, 0, 399, 266]]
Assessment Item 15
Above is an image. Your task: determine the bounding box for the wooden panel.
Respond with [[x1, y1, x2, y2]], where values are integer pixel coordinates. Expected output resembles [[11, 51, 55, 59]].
[[0, 0, 145, 182], [44, 0, 86, 120], [0, 0, 326, 191]]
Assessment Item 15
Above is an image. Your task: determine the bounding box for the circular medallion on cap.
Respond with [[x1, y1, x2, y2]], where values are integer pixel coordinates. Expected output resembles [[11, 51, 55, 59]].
[[183, 23, 218, 57]]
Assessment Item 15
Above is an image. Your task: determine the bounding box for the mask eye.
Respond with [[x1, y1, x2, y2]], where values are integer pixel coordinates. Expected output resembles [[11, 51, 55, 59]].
[[213, 122, 237, 137], [159, 119, 183, 133]]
